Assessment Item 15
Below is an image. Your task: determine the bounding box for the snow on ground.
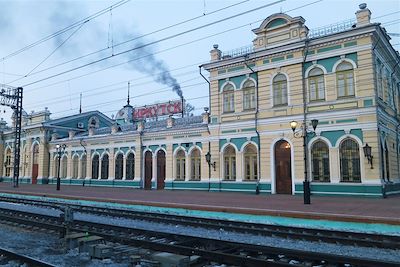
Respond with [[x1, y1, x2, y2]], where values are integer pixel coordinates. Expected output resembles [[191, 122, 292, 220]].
[[0, 201, 399, 265]]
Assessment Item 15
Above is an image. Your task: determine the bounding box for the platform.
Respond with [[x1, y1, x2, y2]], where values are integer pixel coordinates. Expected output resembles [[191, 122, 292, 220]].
[[0, 183, 399, 231]]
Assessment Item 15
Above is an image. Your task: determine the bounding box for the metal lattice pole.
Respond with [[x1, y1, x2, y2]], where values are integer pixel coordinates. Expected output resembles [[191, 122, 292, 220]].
[[12, 87, 23, 188]]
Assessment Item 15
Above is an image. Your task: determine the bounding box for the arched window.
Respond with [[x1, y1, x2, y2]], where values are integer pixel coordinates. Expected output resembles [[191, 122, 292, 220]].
[[190, 149, 201, 180], [243, 80, 256, 110], [81, 155, 87, 178], [4, 148, 12, 177], [176, 150, 186, 180], [92, 154, 99, 179], [244, 144, 257, 180], [222, 83, 235, 113], [340, 139, 360, 182], [311, 141, 330, 182], [101, 154, 109, 179], [273, 74, 288, 106], [308, 67, 325, 101], [61, 156, 67, 178], [72, 156, 78, 178], [336, 61, 354, 98], [115, 154, 123, 179], [224, 145, 236, 180], [126, 153, 135, 180]]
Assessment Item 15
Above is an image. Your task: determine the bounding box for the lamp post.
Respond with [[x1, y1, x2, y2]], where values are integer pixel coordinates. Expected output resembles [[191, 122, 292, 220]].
[[205, 151, 216, 191], [290, 119, 318, 204], [56, 144, 66, 191], [363, 143, 373, 169]]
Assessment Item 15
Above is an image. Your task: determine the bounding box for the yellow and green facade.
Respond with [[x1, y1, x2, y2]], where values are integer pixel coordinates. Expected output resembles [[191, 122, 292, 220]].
[[1, 4, 399, 198]]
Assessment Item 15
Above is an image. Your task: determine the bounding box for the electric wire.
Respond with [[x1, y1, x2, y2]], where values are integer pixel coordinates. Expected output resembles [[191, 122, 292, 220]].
[[20, 0, 286, 87], [0, 0, 131, 61], [24, 0, 325, 92], [10, 0, 252, 82]]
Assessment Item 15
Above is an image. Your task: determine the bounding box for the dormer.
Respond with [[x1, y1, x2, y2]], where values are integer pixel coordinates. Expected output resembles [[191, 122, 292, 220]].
[[252, 13, 308, 49]]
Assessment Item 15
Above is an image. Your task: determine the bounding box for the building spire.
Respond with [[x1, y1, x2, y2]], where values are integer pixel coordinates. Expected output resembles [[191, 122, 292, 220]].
[[127, 82, 130, 106], [79, 93, 82, 114]]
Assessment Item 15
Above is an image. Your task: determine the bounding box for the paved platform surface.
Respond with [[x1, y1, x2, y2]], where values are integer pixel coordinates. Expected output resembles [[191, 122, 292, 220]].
[[0, 183, 399, 225]]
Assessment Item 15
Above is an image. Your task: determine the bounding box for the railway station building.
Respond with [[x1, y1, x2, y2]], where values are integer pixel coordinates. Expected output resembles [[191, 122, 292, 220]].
[[1, 4, 399, 197]]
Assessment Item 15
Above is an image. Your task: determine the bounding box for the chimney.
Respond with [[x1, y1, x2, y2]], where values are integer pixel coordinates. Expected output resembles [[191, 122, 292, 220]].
[[137, 121, 144, 132], [88, 127, 95, 136], [202, 107, 210, 124], [355, 3, 371, 27], [51, 133, 59, 141], [210, 44, 221, 61], [68, 131, 75, 140], [167, 115, 175, 128], [111, 123, 119, 134]]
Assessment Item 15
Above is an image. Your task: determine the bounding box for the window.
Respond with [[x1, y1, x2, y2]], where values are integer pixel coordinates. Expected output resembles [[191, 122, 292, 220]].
[[308, 67, 325, 101], [336, 62, 354, 98], [340, 139, 361, 182], [311, 141, 330, 182], [61, 156, 67, 178], [115, 154, 123, 179], [101, 154, 109, 179], [126, 153, 135, 180], [4, 149, 12, 177], [243, 80, 256, 110], [176, 150, 186, 180], [224, 145, 236, 180], [190, 149, 201, 180], [244, 144, 257, 180], [81, 155, 87, 178], [72, 156, 78, 178], [222, 83, 235, 113], [273, 74, 288, 106], [92, 155, 99, 179]]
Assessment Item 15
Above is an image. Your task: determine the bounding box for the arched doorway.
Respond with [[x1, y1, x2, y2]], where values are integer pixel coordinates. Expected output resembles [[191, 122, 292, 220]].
[[144, 151, 152, 190], [275, 140, 292, 194], [157, 150, 166, 189], [32, 144, 39, 184]]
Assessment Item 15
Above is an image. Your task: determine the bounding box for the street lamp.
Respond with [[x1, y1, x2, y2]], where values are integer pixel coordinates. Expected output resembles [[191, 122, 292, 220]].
[[290, 119, 318, 204], [56, 144, 66, 191], [363, 143, 373, 169], [205, 151, 216, 191]]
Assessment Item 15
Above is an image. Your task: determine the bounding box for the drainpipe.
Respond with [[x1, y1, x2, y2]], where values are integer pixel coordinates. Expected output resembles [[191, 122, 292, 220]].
[[372, 37, 386, 196], [390, 63, 400, 181], [199, 66, 212, 191], [244, 55, 261, 194], [139, 130, 144, 189]]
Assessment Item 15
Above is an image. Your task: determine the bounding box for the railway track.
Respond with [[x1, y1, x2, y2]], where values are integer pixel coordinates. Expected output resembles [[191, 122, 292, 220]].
[[0, 204, 398, 266], [0, 246, 56, 267], [0, 194, 399, 250]]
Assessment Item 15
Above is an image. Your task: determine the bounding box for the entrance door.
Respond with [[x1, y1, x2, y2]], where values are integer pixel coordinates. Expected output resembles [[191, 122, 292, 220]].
[[157, 150, 166, 190], [32, 144, 39, 184], [275, 140, 292, 194], [144, 151, 153, 190]]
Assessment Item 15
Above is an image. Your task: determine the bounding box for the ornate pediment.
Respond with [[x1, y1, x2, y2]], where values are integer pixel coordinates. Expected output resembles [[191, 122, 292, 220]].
[[252, 13, 308, 49]]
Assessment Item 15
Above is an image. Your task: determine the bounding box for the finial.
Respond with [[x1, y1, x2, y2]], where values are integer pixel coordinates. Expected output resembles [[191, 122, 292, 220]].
[[127, 82, 130, 106], [79, 93, 82, 114]]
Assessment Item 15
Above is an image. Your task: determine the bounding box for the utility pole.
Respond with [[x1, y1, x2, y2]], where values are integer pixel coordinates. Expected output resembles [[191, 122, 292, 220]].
[[0, 84, 23, 188]]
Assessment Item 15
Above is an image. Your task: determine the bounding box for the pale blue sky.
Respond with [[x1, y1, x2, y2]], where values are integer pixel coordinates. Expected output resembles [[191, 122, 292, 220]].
[[0, 0, 399, 123]]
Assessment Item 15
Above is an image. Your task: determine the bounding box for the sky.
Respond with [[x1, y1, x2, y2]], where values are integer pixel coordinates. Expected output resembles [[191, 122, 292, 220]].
[[0, 0, 399, 124]]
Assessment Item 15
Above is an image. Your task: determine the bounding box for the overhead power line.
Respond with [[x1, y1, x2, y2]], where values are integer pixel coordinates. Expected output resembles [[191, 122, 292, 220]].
[[20, 0, 286, 87], [0, 0, 131, 61]]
